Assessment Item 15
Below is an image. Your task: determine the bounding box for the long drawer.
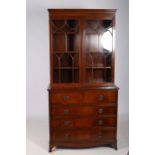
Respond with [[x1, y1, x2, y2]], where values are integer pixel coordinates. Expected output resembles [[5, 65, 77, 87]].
[[51, 116, 116, 129], [50, 91, 117, 105], [51, 105, 116, 117], [51, 127, 116, 141]]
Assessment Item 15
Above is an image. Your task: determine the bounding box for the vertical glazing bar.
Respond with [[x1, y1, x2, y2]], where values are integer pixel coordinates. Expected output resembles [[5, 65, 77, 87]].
[[65, 20, 68, 53], [56, 54, 61, 83], [70, 54, 74, 83], [89, 54, 94, 82], [59, 57, 61, 83], [98, 33, 100, 52], [65, 33, 68, 53]]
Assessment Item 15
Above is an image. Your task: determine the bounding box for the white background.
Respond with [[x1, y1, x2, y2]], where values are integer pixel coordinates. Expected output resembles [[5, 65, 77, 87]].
[[1, 0, 155, 155]]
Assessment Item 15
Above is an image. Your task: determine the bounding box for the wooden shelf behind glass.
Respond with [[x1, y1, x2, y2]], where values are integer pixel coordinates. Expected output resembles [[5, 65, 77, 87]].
[[86, 66, 111, 69], [53, 32, 79, 34], [54, 51, 79, 54], [54, 67, 79, 70]]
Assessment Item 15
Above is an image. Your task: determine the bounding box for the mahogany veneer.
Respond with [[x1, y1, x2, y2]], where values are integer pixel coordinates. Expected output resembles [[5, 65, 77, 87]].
[[47, 9, 119, 152]]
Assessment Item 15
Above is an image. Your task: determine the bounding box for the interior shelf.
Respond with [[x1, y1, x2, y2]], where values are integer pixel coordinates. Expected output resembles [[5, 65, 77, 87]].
[[86, 66, 111, 69], [53, 32, 79, 34], [54, 51, 79, 54], [54, 67, 79, 70], [87, 78, 107, 83]]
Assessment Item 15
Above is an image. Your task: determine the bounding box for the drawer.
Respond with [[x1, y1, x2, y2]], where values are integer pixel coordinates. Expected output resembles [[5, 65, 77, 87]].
[[51, 92, 82, 104], [51, 116, 116, 129], [51, 128, 115, 141], [91, 128, 116, 141], [51, 105, 116, 117], [83, 91, 117, 103]]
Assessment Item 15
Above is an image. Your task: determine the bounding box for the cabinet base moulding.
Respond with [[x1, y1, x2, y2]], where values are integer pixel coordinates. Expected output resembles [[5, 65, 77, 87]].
[[49, 142, 117, 152]]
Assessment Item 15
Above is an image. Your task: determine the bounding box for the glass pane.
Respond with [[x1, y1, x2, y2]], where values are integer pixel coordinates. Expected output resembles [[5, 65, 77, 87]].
[[52, 20, 80, 83], [85, 20, 113, 83]]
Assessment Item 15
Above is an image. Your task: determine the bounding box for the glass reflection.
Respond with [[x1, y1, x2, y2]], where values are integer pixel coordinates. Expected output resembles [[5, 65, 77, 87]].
[[101, 28, 112, 52]]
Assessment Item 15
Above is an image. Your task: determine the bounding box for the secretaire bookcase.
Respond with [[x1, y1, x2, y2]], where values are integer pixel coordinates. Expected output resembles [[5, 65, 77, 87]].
[[47, 9, 119, 152]]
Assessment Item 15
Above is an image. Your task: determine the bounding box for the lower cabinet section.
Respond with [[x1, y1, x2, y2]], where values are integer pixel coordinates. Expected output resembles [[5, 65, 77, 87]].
[[48, 88, 118, 152]]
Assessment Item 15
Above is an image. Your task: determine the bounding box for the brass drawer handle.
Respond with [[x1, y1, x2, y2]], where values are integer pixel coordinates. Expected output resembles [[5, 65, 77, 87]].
[[97, 134, 103, 139], [64, 120, 70, 126], [98, 108, 104, 114], [97, 131, 104, 139], [64, 109, 69, 114], [98, 95, 105, 101], [64, 96, 70, 101], [98, 120, 103, 125], [64, 133, 71, 140]]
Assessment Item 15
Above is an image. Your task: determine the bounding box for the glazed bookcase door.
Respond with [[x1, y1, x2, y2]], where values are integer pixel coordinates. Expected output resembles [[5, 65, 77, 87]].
[[84, 20, 113, 84], [51, 20, 81, 84]]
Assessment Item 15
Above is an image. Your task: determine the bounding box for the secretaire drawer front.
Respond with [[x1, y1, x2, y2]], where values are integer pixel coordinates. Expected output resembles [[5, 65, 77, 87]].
[[83, 91, 117, 103], [51, 92, 82, 104], [51, 105, 116, 117]]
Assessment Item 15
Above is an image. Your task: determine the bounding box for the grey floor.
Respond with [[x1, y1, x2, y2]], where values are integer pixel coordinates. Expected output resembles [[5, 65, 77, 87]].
[[27, 117, 128, 155]]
